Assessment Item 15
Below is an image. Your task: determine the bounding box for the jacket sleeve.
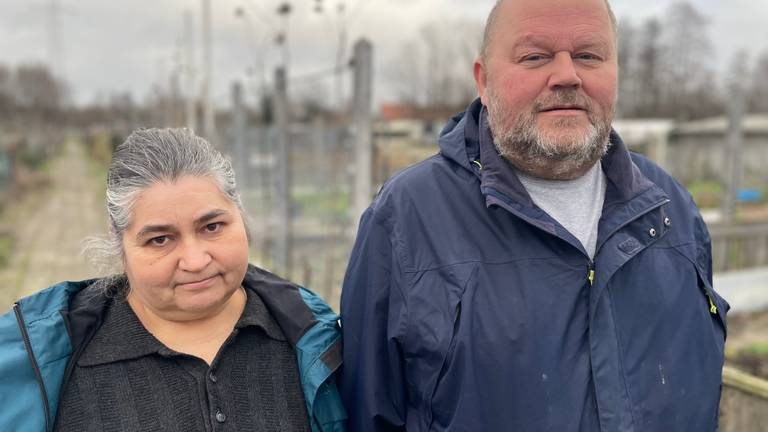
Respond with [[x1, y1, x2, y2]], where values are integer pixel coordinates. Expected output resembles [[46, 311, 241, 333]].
[[339, 206, 407, 432]]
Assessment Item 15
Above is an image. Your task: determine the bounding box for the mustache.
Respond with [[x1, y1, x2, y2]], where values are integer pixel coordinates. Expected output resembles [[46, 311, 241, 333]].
[[533, 91, 593, 112]]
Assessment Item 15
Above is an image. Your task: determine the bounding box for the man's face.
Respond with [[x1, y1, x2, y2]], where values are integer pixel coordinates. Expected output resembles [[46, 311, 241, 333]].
[[474, 0, 618, 179]]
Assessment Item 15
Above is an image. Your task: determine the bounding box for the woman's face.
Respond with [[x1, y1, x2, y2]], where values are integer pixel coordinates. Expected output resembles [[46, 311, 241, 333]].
[[122, 175, 250, 322]]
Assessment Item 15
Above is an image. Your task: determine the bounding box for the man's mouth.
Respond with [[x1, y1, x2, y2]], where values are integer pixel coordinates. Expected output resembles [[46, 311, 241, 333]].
[[540, 105, 586, 112]]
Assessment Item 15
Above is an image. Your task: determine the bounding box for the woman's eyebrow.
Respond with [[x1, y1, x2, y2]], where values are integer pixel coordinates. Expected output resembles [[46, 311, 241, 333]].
[[135, 210, 229, 240], [135, 224, 175, 240], [195, 209, 229, 225]]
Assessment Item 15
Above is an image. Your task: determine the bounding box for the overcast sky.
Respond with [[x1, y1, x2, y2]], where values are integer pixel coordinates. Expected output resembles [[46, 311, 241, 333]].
[[1, 0, 767, 108]]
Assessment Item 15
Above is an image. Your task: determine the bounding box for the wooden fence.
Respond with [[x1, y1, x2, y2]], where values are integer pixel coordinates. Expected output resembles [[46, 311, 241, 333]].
[[710, 223, 768, 272], [720, 366, 768, 431]]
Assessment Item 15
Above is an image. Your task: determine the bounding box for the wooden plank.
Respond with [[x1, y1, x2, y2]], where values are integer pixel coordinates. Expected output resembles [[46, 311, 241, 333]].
[[710, 223, 768, 238], [723, 365, 768, 400]]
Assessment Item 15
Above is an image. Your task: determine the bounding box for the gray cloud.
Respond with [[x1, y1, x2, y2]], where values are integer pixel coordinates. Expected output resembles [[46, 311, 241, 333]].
[[0, 0, 765, 108]]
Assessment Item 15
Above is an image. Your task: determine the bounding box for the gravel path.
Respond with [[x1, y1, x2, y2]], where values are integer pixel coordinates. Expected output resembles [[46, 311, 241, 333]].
[[0, 137, 106, 311]]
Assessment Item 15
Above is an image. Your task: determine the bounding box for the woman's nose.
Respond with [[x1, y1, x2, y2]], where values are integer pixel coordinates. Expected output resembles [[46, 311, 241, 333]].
[[177, 239, 212, 272]]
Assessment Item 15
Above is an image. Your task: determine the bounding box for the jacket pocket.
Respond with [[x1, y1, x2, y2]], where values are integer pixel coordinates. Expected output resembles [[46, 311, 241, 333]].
[[433, 301, 462, 392], [427, 300, 462, 430], [695, 265, 729, 344]]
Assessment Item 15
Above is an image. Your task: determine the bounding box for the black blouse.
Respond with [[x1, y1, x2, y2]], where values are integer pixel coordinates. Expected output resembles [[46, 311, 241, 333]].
[[54, 289, 311, 432]]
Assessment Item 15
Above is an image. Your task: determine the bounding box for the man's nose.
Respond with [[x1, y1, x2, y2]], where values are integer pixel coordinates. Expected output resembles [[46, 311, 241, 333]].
[[178, 239, 212, 272], [547, 52, 582, 90]]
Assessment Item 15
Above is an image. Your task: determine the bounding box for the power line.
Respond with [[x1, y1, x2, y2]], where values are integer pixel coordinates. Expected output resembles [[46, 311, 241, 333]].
[[241, 0, 281, 34]]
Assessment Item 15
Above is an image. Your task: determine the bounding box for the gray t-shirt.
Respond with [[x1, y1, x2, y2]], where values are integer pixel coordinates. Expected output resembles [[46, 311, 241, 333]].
[[516, 162, 607, 259]]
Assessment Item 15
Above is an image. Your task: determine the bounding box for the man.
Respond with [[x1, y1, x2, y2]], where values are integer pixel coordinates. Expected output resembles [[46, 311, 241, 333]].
[[339, 0, 728, 430]]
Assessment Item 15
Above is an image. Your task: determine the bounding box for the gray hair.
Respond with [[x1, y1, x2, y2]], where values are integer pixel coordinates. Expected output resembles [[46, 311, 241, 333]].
[[479, 0, 618, 62], [83, 128, 250, 279]]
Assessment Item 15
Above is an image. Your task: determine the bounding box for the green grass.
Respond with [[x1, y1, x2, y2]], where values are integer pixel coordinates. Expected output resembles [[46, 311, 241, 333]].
[[0, 233, 13, 268], [293, 190, 350, 219], [244, 189, 352, 221], [687, 181, 723, 209], [743, 342, 768, 357]]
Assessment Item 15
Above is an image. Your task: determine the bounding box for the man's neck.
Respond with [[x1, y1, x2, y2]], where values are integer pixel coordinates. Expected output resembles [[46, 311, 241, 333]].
[[506, 156, 601, 181]]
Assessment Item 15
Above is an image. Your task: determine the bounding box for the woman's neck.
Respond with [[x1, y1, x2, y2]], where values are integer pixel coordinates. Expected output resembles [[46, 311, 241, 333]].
[[127, 287, 247, 365]]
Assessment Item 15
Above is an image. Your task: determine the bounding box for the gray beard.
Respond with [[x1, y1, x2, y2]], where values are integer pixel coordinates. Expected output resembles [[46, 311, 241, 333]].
[[486, 90, 614, 179]]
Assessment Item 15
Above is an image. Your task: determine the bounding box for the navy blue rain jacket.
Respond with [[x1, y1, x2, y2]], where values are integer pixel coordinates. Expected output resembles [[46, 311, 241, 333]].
[[339, 99, 728, 431]]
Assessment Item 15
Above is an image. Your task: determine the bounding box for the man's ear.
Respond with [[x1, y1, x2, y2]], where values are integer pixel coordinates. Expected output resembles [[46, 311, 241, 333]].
[[474, 57, 488, 106]]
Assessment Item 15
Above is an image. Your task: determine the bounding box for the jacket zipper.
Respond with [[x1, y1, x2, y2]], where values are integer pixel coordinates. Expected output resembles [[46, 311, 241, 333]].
[[704, 292, 718, 315], [13, 303, 52, 432], [585, 198, 670, 295]]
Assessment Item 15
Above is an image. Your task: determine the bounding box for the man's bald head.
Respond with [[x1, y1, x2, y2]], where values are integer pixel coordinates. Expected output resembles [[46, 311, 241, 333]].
[[479, 0, 618, 62]]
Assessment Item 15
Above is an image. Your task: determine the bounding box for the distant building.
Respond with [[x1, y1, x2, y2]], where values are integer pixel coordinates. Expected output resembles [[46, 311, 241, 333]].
[[612, 119, 676, 170], [375, 103, 455, 146]]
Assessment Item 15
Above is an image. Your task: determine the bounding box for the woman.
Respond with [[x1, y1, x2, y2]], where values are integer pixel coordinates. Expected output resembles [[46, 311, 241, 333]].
[[0, 128, 346, 431]]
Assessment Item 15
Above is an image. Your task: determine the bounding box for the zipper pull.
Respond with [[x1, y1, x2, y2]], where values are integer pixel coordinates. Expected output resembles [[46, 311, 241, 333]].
[[587, 268, 595, 286], [705, 293, 718, 315]]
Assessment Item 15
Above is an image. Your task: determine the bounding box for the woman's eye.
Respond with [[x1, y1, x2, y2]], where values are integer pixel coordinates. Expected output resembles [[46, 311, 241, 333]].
[[205, 222, 222, 233]]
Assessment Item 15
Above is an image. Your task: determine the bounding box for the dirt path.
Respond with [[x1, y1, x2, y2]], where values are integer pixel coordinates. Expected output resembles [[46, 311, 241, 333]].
[[0, 137, 106, 311]]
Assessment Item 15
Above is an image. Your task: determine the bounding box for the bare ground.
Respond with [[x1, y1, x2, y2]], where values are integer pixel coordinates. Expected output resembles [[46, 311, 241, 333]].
[[0, 137, 105, 311]]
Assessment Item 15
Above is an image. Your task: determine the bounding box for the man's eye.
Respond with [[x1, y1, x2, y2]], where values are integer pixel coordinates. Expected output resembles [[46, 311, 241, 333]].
[[521, 54, 547, 63], [575, 53, 600, 61], [149, 236, 169, 246], [204, 222, 222, 233]]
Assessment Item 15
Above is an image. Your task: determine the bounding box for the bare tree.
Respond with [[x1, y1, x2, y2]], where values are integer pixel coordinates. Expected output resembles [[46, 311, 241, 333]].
[[659, 1, 719, 120], [616, 17, 638, 117], [384, 40, 424, 106], [636, 18, 664, 117], [385, 19, 482, 111], [15, 65, 63, 115], [0, 65, 12, 119]]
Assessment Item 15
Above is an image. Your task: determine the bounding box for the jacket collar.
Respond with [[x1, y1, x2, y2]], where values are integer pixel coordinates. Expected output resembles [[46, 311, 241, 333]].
[[242, 264, 320, 347]]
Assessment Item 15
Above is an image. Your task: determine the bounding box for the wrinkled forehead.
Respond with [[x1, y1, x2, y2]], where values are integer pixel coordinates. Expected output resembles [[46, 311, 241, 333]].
[[127, 176, 235, 225], [492, 0, 615, 50]]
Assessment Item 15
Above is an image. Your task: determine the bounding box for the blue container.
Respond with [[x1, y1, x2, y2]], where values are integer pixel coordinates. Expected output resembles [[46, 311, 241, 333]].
[[737, 188, 763, 203]]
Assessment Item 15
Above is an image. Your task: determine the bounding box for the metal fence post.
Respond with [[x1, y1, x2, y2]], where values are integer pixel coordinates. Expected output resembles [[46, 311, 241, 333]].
[[351, 38, 373, 236], [273, 67, 292, 278], [231, 81, 248, 189], [718, 82, 746, 271]]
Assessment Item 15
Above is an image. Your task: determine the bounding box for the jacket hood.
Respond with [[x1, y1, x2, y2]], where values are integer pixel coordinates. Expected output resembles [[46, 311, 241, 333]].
[[437, 98, 483, 173]]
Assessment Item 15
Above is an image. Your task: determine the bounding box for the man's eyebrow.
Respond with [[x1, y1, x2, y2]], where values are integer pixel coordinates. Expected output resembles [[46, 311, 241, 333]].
[[513, 35, 550, 48], [513, 35, 610, 51]]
